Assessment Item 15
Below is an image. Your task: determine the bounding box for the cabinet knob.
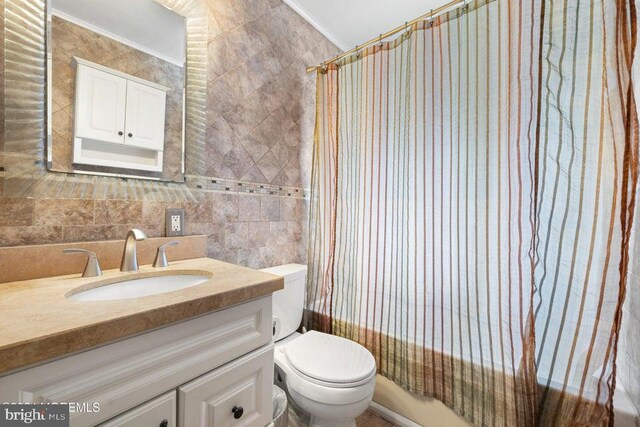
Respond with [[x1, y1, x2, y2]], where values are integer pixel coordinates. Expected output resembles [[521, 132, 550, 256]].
[[232, 406, 244, 419], [118, 131, 123, 136], [128, 132, 133, 137], [159, 420, 168, 427]]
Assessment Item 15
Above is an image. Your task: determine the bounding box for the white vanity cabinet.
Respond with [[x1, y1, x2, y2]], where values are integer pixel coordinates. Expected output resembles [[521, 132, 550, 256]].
[[180, 346, 273, 427], [0, 297, 274, 427], [73, 57, 168, 172]]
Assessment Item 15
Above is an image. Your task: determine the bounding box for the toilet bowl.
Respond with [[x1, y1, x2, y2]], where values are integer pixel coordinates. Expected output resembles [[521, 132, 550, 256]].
[[261, 264, 377, 427], [275, 331, 376, 427]]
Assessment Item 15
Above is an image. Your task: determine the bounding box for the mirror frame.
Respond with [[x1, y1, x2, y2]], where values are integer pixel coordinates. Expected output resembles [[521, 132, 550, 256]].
[[3, 0, 207, 200]]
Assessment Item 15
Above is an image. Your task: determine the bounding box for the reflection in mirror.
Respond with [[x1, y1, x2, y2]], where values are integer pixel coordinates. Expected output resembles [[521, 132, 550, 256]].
[[47, 0, 186, 182]]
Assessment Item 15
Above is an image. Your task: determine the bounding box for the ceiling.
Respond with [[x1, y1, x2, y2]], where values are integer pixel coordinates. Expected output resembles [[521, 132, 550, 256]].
[[51, 0, 185, 66], [285, 0, 453, 51]]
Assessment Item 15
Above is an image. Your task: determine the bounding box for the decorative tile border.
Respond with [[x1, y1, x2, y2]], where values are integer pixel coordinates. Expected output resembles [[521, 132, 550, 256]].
[[0, 155, 308, 200], [185, 174, 309, 199]]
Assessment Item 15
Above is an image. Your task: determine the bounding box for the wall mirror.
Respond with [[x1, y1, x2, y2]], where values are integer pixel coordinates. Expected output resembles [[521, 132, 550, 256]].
[[3, 0, 207, 199], [47, 0, 186, 182]]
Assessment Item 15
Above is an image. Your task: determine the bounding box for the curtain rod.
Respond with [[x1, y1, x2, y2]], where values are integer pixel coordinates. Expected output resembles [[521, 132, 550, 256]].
[[306, 0, 468, 74]]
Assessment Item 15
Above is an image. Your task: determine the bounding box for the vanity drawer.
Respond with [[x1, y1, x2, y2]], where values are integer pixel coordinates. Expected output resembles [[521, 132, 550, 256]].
[[99, 390, 176, 427], [179, 345, 273, 427]]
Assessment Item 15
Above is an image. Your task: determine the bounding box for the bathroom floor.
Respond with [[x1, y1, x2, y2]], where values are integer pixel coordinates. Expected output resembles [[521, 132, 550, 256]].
[[286, 405, 397, 426], [356, 410, 398, 426]]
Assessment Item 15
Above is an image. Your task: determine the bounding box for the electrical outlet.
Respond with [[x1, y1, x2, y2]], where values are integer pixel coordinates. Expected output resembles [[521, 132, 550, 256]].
[[165, 208, 185, 237], [171, 215, 181, 231]]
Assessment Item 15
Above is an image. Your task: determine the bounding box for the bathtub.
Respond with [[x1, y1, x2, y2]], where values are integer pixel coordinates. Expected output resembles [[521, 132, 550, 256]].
[[305, 303, 640, 425]]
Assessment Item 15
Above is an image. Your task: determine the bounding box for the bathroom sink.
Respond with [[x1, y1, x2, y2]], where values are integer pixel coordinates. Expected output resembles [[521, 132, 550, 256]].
[[67, 274, 210, 301]]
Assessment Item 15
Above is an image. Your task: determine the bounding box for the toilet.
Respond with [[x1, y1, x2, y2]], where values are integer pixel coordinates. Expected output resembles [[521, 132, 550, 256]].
[[261, 264, 377, 427]]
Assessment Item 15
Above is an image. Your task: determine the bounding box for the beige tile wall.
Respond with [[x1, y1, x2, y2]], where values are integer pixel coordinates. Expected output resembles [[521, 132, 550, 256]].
[[0, 193, 306, 268], [203, 0, 337, 188], [0, 0, 339, 269]]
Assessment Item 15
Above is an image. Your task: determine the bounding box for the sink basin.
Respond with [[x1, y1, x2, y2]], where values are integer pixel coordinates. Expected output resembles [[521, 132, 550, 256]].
[[67, 274, 211, 301]]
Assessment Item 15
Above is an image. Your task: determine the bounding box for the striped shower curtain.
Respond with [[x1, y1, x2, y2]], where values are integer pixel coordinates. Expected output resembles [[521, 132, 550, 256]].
[[306, 0, 638, 426]]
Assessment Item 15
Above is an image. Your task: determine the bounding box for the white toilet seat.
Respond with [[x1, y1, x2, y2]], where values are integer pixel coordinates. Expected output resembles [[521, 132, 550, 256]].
[[284, 331, 377, 387], [274, 331, 377, 406], [285, 365, 375, 406], [287, 359, 376, 389]]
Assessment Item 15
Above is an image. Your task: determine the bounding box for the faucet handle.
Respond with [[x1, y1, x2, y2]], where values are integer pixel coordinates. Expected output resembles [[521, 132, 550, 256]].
[[153, 241, 179, 268], [63, 249, 102, 278]]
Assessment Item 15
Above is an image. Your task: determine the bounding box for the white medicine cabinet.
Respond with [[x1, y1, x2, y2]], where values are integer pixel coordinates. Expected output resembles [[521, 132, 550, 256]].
[[73, 57, 169, 172]]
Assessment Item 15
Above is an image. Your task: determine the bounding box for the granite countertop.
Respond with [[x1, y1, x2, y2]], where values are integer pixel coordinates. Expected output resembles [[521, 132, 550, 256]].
[[0, 257, 283, 375]]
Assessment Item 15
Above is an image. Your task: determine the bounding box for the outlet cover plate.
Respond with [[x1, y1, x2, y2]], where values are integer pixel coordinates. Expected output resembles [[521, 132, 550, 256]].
[[165, 208, 185, 237]]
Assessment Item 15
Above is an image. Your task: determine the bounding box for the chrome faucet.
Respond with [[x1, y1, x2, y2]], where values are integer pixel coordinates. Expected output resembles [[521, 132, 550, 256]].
[[120, 229, 147, 272]]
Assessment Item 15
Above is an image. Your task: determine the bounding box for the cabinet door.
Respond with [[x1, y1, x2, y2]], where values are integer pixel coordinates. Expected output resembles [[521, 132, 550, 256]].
[[124, 80, 167, 151], [74, 64, 127, 144], [179, 345, 273, 427], [99, 390, 176, 427]]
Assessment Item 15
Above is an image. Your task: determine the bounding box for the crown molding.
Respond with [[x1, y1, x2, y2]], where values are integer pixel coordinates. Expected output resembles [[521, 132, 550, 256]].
[[282, 0, 350, 51]]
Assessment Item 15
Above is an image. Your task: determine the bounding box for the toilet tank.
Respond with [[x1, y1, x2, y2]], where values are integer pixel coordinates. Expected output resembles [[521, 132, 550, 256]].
[[260, 264, 307, 341]]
